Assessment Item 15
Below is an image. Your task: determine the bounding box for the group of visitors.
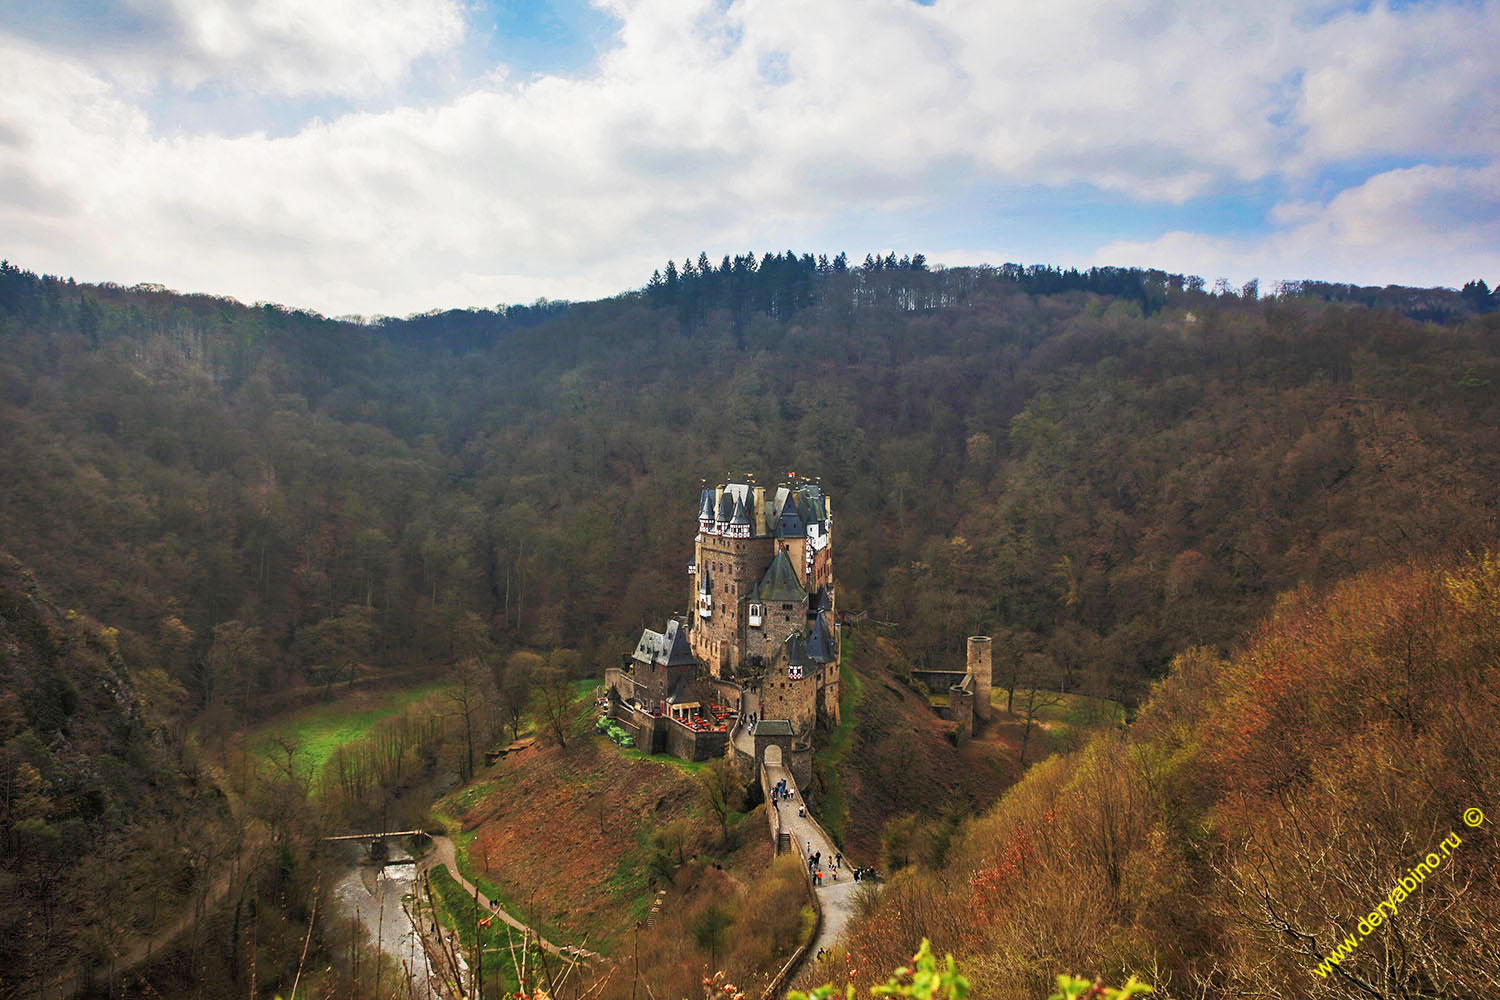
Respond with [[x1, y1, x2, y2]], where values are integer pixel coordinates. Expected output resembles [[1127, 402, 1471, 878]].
[[807, 848, 845, 886], [773, 777, 794, 802], [745, 711, 758, 733]]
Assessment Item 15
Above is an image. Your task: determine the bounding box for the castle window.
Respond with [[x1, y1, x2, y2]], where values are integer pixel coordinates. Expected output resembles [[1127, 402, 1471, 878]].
[[749, 603, 762, 626]]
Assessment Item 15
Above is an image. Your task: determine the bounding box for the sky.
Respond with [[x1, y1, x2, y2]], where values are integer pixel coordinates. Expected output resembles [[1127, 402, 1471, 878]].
[[0, 0, 1497, 318]]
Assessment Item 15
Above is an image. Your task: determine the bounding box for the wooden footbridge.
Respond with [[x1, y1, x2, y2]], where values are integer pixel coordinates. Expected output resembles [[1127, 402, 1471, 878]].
[[323, 829, 427, 842]]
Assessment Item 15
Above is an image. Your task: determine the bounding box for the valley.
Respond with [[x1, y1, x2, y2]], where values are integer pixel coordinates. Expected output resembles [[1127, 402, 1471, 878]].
[[1, 257, 1497, 998]]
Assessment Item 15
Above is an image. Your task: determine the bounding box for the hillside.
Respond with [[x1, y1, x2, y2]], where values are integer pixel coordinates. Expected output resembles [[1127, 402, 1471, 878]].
[[0, 552, 232, 998], [3, 258, 1498, 732], [817, 627, 1024, 863], [429, 705, 809, 1000], [833, 548, 1500, 998], [3, 255, 1500, 994]]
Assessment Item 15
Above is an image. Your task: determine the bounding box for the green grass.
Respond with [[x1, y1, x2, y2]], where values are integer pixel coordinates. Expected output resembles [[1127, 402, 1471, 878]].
[[602, 832, 656, 946], [249, 681, 449, 782], [609, 741, 714, 774], [814, 624, 865, 847], [429, 780, 573, 951], [1001, 688, 1122, 726], [426, 866, 546, 996]]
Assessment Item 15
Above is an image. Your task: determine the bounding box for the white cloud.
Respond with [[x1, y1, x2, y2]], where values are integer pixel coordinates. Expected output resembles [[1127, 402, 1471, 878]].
[[34, 0, 471, 97], [1094, 163, 1500, 287], [1292, 2, 1500, 168], [0, 0, 1497, 314]]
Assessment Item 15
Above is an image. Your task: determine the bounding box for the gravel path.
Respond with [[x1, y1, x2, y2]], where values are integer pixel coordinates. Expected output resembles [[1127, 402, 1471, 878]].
[[425, 834, 603, 964]]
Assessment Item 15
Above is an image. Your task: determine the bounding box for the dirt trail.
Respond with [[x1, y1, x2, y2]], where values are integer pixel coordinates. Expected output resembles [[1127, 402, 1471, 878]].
[[43, 839, 248, 999], [424, 835, 604, 965]]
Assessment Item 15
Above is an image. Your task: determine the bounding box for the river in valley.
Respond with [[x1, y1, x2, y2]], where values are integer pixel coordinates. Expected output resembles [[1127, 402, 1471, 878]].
[[330, 841, 444, 999]]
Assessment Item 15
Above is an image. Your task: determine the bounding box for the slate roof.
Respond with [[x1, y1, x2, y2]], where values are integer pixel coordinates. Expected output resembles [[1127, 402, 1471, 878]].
[[699, 488, 716, 520], [806, 611, 835, 663], [698, 564, 713, 595], [755, 720, 795, 737], [634, 619, 696, 667], [784, 631, 808, 666], [795, 483, 826, 522], [731, 493, 751, 525], [750, 549, 806, 603], [774, 489, 805, 537]]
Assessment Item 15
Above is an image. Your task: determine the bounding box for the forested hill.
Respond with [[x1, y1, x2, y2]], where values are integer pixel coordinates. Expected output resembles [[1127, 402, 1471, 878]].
[[1, 255, 1498, 723], [838, 546, 1500, 998]]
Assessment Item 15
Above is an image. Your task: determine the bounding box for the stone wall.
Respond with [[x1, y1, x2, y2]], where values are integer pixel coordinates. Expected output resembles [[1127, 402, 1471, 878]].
[[911, 669, 966, 695], [948, 681, 974, 744], [759, 671, 817, 735], [665, 719, 730, 762]]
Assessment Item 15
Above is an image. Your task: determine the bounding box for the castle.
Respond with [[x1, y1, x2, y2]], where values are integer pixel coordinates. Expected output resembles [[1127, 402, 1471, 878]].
[[603, 477, 840, 771]]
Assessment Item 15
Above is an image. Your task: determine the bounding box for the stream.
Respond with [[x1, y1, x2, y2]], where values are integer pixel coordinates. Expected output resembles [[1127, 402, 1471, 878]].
[[330, 841, 441, 998]]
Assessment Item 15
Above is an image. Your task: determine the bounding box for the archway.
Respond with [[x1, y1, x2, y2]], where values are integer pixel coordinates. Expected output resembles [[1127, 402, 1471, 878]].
[[763, 744, 783, 768]]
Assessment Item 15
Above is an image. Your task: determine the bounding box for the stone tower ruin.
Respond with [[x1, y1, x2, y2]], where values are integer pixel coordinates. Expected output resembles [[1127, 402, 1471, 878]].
[[969, 635, 992, 722]]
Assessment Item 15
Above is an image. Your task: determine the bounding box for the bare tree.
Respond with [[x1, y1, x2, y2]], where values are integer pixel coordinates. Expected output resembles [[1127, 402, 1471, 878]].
[[697, 755, 743, 842], [1017, 653, 1063, 765], [445, 658, 489, 782], [499, 651, 541, 741], [534, 666, 574, 748]]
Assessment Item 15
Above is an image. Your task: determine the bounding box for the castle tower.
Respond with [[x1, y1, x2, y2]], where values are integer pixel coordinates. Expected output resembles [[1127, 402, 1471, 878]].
[[686, 477, 835, 682], [969, 635, 992, 722]]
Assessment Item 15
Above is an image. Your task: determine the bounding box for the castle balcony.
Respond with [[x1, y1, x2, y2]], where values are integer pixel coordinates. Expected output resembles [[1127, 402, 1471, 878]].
[[688, 562, 697, 576]]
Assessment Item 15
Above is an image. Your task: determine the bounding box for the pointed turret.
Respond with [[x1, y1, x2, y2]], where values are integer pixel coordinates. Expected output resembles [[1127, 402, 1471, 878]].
[[697, 564, 713, 618], [807, 611, 835, 663], [727, 492, 752, 538], [775, 489, 805, 538], [784, 630, 807, 679], [698, 487, 716, 531]]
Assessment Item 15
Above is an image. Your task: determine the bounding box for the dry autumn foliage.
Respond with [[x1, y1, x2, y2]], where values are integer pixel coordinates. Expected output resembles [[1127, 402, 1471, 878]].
[[838, 549, 1500, 999]]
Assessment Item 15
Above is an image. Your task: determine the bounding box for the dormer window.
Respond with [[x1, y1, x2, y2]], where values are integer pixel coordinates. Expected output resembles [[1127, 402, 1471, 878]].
[[789, 663, 803, 680]]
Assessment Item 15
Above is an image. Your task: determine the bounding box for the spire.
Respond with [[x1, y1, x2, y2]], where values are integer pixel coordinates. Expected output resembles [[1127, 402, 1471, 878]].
[[807, 611, 835, 663], [776, 489, 805, 538], [784, 630, 807, 679]]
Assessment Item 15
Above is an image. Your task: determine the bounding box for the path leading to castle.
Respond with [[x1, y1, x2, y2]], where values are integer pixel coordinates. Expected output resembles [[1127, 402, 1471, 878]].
[[731, 688, 760, 758], [762, 762, 865, 965]]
